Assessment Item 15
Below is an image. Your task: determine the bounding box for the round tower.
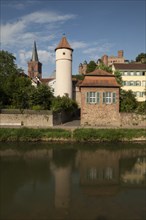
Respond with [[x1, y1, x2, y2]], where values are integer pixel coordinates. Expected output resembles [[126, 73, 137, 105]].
[[55, 35, 73, 98]]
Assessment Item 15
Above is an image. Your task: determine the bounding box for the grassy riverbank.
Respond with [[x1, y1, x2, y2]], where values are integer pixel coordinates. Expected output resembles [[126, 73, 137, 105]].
[[0, 127, 146, 142]]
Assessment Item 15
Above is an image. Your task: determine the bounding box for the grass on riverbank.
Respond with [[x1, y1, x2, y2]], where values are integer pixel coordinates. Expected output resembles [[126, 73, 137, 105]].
[[0, 127, 145, 142], [73, 128, 146, 141], [0, 127, 71, 141]]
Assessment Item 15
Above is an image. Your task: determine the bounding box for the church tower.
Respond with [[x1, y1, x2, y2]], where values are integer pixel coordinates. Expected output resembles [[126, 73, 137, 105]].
[[28, 41, 42, 79], [55, 35, 73, 98]]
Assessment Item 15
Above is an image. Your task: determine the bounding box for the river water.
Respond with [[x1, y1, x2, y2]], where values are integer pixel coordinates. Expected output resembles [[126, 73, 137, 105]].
[[0, 142, 146, 220]]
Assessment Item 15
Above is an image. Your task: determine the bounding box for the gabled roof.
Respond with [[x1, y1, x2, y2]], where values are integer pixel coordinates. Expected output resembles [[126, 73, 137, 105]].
[[113, 63, 146, 70], [55, 36, 73, 51], [80, 69, 120, 88], [86, 68, 113, 76]]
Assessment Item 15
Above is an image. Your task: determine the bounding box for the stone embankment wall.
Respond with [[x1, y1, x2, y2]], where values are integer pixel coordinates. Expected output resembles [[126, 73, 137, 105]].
[[120, 113, 146, 127], [0, 109, 76, 128], [0, 110, 53, 127]]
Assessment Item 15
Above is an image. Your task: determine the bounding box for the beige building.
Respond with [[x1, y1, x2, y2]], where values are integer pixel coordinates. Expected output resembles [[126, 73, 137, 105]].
[[112, 63, 146, 102]]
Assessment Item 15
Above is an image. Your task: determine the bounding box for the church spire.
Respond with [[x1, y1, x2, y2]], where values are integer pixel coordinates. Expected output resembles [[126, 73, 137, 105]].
[[32, 41, 39, 61]]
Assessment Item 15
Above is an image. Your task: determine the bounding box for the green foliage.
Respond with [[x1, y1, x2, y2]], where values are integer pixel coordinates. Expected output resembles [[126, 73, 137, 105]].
[[86, 60, 97, 73], [72, 74, 84, 80], [51, 95, 78, 112], [73, 128, 146, 142], [97, 63, 112, 73], [120, 89, 138, 112], [135, 53, 146, 63], [0, 128, 71, 141], [114, 70, 123, 86], [29, 84, 53, 110], [97, 63, 122, 86], [135, 101, 146, 114]]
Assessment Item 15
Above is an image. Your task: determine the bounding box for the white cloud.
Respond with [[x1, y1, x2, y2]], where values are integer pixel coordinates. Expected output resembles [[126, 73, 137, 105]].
[[71, 41, 88, 49], [0, 10, 76, 47]]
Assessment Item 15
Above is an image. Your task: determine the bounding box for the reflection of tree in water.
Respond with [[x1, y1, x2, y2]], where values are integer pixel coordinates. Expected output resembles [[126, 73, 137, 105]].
[[52, 148, 77, 167], [0, 158, 50, 207]]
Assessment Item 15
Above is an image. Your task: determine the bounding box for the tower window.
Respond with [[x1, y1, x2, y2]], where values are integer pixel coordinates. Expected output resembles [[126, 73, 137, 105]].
[[63, 52, 65, 55]]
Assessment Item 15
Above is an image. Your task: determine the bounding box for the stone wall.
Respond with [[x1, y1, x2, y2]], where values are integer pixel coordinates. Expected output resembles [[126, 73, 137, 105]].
[[120, 113, 146, 127], [0, 110, 53, 127]]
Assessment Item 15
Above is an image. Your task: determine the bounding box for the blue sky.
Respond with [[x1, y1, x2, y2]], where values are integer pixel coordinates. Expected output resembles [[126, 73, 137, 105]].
[[1, 0, 146, 77]]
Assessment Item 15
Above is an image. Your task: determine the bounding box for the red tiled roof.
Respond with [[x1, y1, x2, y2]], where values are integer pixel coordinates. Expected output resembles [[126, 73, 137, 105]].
[[113, 63, 146, 70], [40, 78, 55, 84], [80, 76, 120, 87], [86, 68, 113, 76], [55, 36, 73, 51]]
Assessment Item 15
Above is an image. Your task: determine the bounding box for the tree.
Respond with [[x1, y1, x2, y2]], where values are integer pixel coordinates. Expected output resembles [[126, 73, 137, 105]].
[[0, 50, 30, 108], [135, 53, 146, 63], [29, 84, 53, 110], [51, 95, 78, 112], [86, 60, 97, 73], [120, 89, 138, 112]]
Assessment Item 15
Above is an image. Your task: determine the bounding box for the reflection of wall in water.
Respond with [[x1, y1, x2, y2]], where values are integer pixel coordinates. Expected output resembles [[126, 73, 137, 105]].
[[78, 150, 120, 186], [120, 157, 146, 186]]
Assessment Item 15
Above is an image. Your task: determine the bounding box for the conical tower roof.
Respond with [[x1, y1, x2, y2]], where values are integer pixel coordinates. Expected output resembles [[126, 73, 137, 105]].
[[32, 41, 39, 61], [55, 36, 73, 51]]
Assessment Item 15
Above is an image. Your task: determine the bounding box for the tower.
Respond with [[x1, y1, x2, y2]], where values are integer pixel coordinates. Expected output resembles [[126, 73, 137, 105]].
[[28, 41, 42, 79], [55, 35, 73, 98]]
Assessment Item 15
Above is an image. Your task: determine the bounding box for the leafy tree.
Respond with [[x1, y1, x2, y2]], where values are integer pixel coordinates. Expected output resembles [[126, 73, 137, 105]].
[[86, 60, 97, 73], [135, 53, 146, 63], [51, 95, 78, 112], [29, 84, 53, 110], [120, 89, 138, 112]]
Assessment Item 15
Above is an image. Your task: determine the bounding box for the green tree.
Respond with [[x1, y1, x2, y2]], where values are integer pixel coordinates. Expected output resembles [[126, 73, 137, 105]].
[[29, 84, 53, 110], [51, 95, 78, 112], [135, 53, 146, 63], [120, 89, 138, 112], [0, 50, 40, 110], [86, 60, 97, 73]]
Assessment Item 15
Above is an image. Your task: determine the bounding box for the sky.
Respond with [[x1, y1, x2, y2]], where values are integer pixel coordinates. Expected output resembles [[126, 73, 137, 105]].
[[1, 0, 146, 78]]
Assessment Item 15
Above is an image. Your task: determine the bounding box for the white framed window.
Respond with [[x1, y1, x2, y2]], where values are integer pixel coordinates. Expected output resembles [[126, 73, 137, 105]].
[[129, 81, 135, 86], [86, 92, 100, 104], [135, 81, 141, 86], [103, 92, 116, 104]]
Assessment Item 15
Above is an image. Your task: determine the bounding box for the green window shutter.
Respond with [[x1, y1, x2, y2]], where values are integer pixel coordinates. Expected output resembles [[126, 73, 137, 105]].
[[96, 92, 100, 103], [113, 93, 116, 103], [103, 92, 106, 103], [86, 92, 89, 103]]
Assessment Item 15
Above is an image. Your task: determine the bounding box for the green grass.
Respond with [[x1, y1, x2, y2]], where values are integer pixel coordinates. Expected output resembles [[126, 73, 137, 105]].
[[73, 128, 146, 142], [0, 127, 145, 142], [0, 127, 71, 141]]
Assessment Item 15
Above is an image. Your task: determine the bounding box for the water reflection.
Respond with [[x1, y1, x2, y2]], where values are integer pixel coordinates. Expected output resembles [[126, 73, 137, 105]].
[[0, 145, 146, 220]]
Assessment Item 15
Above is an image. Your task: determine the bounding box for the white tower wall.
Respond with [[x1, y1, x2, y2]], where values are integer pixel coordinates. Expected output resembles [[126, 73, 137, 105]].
[[55, 48, 72, 98]]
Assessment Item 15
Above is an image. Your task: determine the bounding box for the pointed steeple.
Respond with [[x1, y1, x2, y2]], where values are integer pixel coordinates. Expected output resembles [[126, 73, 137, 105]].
[[32, 41, 39, 61]]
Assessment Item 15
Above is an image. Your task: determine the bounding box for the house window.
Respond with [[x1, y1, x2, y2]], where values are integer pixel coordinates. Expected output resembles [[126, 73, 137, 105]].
[[135, 81, 141, 86], [103, 92, 116, 104], [86, 92, 100, 104]]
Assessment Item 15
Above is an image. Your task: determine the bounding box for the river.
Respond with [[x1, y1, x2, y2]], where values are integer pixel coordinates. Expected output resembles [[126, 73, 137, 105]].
[[0, 142, 146, 220]]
